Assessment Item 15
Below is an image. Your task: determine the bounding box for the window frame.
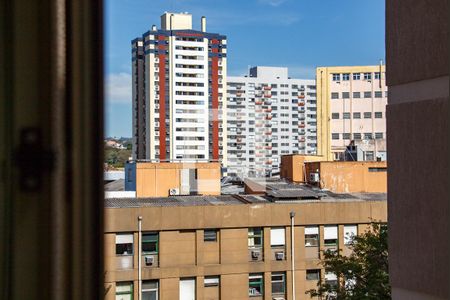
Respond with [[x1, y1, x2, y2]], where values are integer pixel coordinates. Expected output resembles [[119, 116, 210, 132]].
[[116, 282, 134, 299], [248, 227, 263, 248], [142, 232, 158, 254], [249, 274, 264, 296], [116, 233, 134, 256], [204, 229, 218, 242], [271, 272, 286, 295]]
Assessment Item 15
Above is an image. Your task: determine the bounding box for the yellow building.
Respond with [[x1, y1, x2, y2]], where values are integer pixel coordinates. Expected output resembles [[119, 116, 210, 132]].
[[316, 65, 387, 161]]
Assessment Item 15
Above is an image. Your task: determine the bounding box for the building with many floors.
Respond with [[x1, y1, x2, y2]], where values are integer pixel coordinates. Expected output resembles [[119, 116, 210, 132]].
[[315, 64, 387, 161], [131, 12, 227, 170], [226, 67, 317, 178]]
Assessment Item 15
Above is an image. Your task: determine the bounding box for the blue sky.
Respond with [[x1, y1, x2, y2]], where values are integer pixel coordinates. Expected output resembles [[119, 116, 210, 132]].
[[105, 0, 385, 138]]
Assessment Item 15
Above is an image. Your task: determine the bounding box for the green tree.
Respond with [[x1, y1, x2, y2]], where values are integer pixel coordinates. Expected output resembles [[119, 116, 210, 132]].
[[306, 222, 390, 300]]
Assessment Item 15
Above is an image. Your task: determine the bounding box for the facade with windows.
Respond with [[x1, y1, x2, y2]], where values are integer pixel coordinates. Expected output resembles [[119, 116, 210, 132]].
[[226, 66, 317, 178], [315, 65, 387, 161], [104, 193, 386, 300], [132, 12, 227, 170]]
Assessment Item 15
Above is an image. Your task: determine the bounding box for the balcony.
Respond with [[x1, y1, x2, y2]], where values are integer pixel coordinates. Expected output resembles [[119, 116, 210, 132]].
[[264, 94, 272, 98], [264, 100, 272, 105], [263, 86, 271, 90], [298, 123, 305, 128], [266, 115, 272, 120], [298, 95, 305, 99], [265, 108, 272, 112], [255, 100, 263, 105], [298, 102, 305, 106]]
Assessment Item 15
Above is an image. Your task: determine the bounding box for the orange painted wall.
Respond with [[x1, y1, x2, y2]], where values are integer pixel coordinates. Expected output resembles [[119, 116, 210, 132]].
[[280, 155, 325, 183]]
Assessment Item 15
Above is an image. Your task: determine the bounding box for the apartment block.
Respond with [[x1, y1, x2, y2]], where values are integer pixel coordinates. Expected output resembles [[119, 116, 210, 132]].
[[132, 12, 227, 169], [227, 67, 317, 178], [315, 65, 387, 161], [104, 189, 386, 300]]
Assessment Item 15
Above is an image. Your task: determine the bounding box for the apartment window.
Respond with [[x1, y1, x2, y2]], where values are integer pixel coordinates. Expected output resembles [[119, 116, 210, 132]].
[[249, 274, 264, 296], [204, 229, 218, 242], [374, 72, 381, 79], [369, 167, 387, 172], [375, 132, 384, 139], [306, 269, 321, 281], [331, 133, 339, 140], [353, 133, 361, 140], [180, 278, 196, 300], [364, 133, 373, 140], [248, 228, 263, 248], [142, 233, 158, 254], [375, 112, 383, 118], [116, 234, 133, 255], [344, 225, 358, 245], [343, 133, 351, 140], [324, 225, 338, 246], [343, 112, 350, 119], [364, 112, 372, 119], [342, 73, 350, 81], [353, 91, 361, 98], [331, 92, 339, 99], [271, 272, 286, 295], [341, 92, 349, 99], [332, 73, 340, 81], [353, 112, 361, 119], [325, 272, 338, 287], [142, 281, 158, 300], [204, 276, 220, 287], [331, 113, 339, 119], [305, 226, 319, 247], [270, 227, 285, 247], [353, 73, 361, 80], [364, 91, 372, 98], [116, 282, 133, 300], [364, 72, 372, 80]]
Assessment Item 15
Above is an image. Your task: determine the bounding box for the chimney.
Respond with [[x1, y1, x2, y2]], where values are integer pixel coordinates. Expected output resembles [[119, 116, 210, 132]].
[[201, 16, 206, 32], [151, 24, 156, 31]]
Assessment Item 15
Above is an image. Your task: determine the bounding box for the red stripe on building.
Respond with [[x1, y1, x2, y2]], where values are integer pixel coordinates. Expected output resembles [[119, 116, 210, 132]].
[[211, 39, 220, 160], [158, 36, 166, 160]]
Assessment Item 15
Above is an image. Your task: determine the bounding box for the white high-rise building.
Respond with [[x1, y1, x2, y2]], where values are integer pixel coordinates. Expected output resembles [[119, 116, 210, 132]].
[[132, 12, 227, 169], [227, 67, 317, 178]]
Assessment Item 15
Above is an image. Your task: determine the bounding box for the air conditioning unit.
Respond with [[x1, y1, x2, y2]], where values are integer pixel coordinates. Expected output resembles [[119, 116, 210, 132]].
[[144, 256, 154, 266], [169, 188, 180, 196], [275, 251, 285, 260], [251, 250, 260, 260], [310, 172, 320, 183]]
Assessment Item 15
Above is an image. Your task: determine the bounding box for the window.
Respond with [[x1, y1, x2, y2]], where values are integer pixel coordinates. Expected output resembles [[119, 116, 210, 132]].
[[249, 274, 264, 296], [344, 225, 358, 245], [248, 228, 263, 248], [369, 167, 387, 172], [271, 272, 286, 295], [364, 133, 373, 139], [116, 282, 133, 300], [343, 112, 350, 119], [305, 226, 319, 247], [325, 272, 338, 287], [364, 112, 372, 118], [374, 72, 381, 79], [332, 73, 340, 81], [332, 133, 339, 140], [331, 92, 339, 99], [331, 113, 339, 119], [375, 112, 383, 118], [375, 132, 384, 139], [353, 112, 361, 119], [204, 229, 218, 242], [142, 233, 158, 253], [364, 91, 372, 98], [324, 225, 338, 246], [353, 73, 361, 80], [306, 269, 321, 281], [342, 73, 350, 81], [374, 91, 383, 98], [180, 278, 196, 300], [204, 276, 220, 287], [142, 280, 158, 300], [353, 92, 360, 98], [342, 92, 350, 99], [116, 234, 133, 255], [270, 227, 285, 247], [365, 151, 375, 160], [343, 133, 351, 140], [364, 72, 372, 80], [353, 133, 361, 140]]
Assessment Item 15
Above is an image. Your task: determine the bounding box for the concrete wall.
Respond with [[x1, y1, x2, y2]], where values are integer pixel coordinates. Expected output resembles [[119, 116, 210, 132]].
[[104, 200, 387, 299], [134, 162, 221, 197], [386, 0, 448, 299], [280, 154, 325, 183], [305, 161, 387, 193]]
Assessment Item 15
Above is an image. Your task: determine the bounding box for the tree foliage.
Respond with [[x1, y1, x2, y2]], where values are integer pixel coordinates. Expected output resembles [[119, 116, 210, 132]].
[[306, 222, 390, 300]]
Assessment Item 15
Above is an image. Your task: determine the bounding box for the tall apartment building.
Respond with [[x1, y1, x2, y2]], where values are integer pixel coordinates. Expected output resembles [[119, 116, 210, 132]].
[[315, 65, 387, 161], [227, 67, 317, 178], [132, 12, 227, 169]]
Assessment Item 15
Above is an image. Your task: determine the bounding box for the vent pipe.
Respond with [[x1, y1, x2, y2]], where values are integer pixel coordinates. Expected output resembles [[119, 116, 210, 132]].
[[201, 16, 206, 32]]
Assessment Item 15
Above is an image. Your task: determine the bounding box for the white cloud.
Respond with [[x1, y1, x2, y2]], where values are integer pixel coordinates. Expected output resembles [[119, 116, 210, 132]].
[[258, 0, 288, 7], [105, 72, 132, 104]]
